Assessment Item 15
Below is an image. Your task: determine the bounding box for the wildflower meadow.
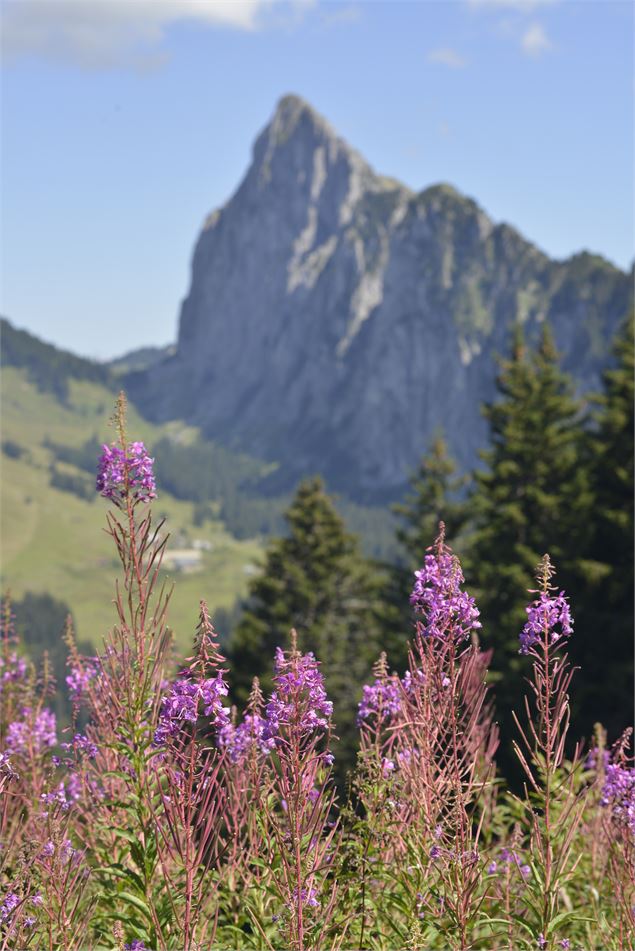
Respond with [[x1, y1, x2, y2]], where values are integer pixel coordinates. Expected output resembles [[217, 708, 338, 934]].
[[0, 394, 632, 951]]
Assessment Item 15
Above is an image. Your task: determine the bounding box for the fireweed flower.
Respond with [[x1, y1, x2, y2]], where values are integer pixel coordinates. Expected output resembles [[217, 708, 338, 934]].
[[357, 676, 402, 725], [264, 647, 333, 743], [486, 848, 531, 880], [6, 707, 57, 754], [396, 747, 420, 769], [410, 543, 481, 641], [217, 713, 276, 763], [601, 763, 635, 837], [0, 891, 20, 921], [0, 651, 27, 687], [66, 660, 98, 702], [61, 734, 98, 759], [154, 672, 229, 746], [67, 772, 83, 802], [41, 781, 74, 811], [295, 886, 320, 909], [519, 590, 573, 655], [96, 441, 156, 505], [586, 746, 610, 771], [402, 667, 426, 694]]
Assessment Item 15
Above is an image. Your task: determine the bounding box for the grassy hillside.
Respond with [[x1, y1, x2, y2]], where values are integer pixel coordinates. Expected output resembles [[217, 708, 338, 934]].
[[0, 367, 263, 651], [0, 318, 399, 661]]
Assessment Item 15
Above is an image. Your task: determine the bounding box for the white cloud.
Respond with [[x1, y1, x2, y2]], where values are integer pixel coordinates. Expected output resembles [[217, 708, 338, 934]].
[[521, 21, 552, 57], [1, 0, 315, 70], [320, 4, 361, 28], [427, 47, 468, 69]]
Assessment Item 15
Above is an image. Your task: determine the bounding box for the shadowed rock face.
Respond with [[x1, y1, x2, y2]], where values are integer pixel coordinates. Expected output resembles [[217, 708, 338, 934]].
[[127, 94, 632, 498]]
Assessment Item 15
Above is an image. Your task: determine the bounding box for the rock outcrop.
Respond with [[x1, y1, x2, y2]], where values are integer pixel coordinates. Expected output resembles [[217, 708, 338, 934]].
[[127, 94, 632, 498]]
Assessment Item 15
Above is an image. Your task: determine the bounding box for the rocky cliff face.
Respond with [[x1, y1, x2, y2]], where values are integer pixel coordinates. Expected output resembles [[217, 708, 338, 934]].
[[128, 94, 632, 498]]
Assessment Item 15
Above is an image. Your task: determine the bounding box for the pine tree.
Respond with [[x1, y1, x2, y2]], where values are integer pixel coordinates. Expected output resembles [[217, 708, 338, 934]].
[[393, 432, 468, 565], [383, 435, 469, 672], [228, 476, 383, 773], [573, 313, 634, 740], [467, 325, 590, 759]]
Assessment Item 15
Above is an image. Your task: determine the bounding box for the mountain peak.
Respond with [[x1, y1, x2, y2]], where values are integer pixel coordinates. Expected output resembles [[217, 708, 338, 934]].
[[271, 93, 339, 142], [249, 93, 373, 191], [128, 98, 632, 497]]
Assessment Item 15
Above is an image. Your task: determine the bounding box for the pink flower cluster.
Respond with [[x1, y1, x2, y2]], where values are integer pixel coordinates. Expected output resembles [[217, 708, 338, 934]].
[[6, 708, 57, 755], [0, 651, 27, 687], [410, 549, 481, 641], [218, 712, 276, 763], [357, 675, 402, 725], [519, 591, 573, 655], [601, 762, 635, 838], [96, 441, 156, 505], [154, 672, 230, 746], [66, 660, 99, 702], [264, 647, 333, 743]]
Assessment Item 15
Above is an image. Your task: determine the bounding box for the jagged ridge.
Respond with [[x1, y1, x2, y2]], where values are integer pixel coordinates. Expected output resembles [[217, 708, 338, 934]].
[[126, 95, 632, 498]]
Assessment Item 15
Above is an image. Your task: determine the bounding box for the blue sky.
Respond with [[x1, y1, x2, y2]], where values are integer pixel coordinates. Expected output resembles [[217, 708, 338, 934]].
[[1, 0, 633, 360]]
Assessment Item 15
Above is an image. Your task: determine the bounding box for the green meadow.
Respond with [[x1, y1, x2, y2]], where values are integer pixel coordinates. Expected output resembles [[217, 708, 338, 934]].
[[0, 367, 263, 650]]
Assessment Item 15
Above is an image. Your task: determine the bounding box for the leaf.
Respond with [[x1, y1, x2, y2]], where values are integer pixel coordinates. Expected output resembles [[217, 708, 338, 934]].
[[546, 911, 596, 936], [94, 863, 145, 894], [118, 891, 154, 923]]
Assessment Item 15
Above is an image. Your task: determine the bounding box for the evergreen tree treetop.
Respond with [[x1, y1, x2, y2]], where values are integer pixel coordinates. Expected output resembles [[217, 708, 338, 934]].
[[393, 432, 468, 569]]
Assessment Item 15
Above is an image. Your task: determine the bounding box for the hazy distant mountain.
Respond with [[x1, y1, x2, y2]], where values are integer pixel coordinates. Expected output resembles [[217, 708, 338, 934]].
[[108, 345, 175, 376], [127, 94, 632, 499], [1, 317, 112, 401]]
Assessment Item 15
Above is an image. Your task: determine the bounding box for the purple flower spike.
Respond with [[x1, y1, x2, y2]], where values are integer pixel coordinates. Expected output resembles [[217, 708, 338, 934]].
[[0, 651, 27, 688], [357, 676, 402, 725], [520, 590, 573, 655], [601, 762, 635, 838], [154, 672, 229, 746], [217, 713, 276, 763], [264, 647, 333, 743], [7, 707, 57, 755], [410, 543, 481, 641], [96, 441, 156, 505], [0, 891, 20, 921], [66, 660, 98, 702]]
